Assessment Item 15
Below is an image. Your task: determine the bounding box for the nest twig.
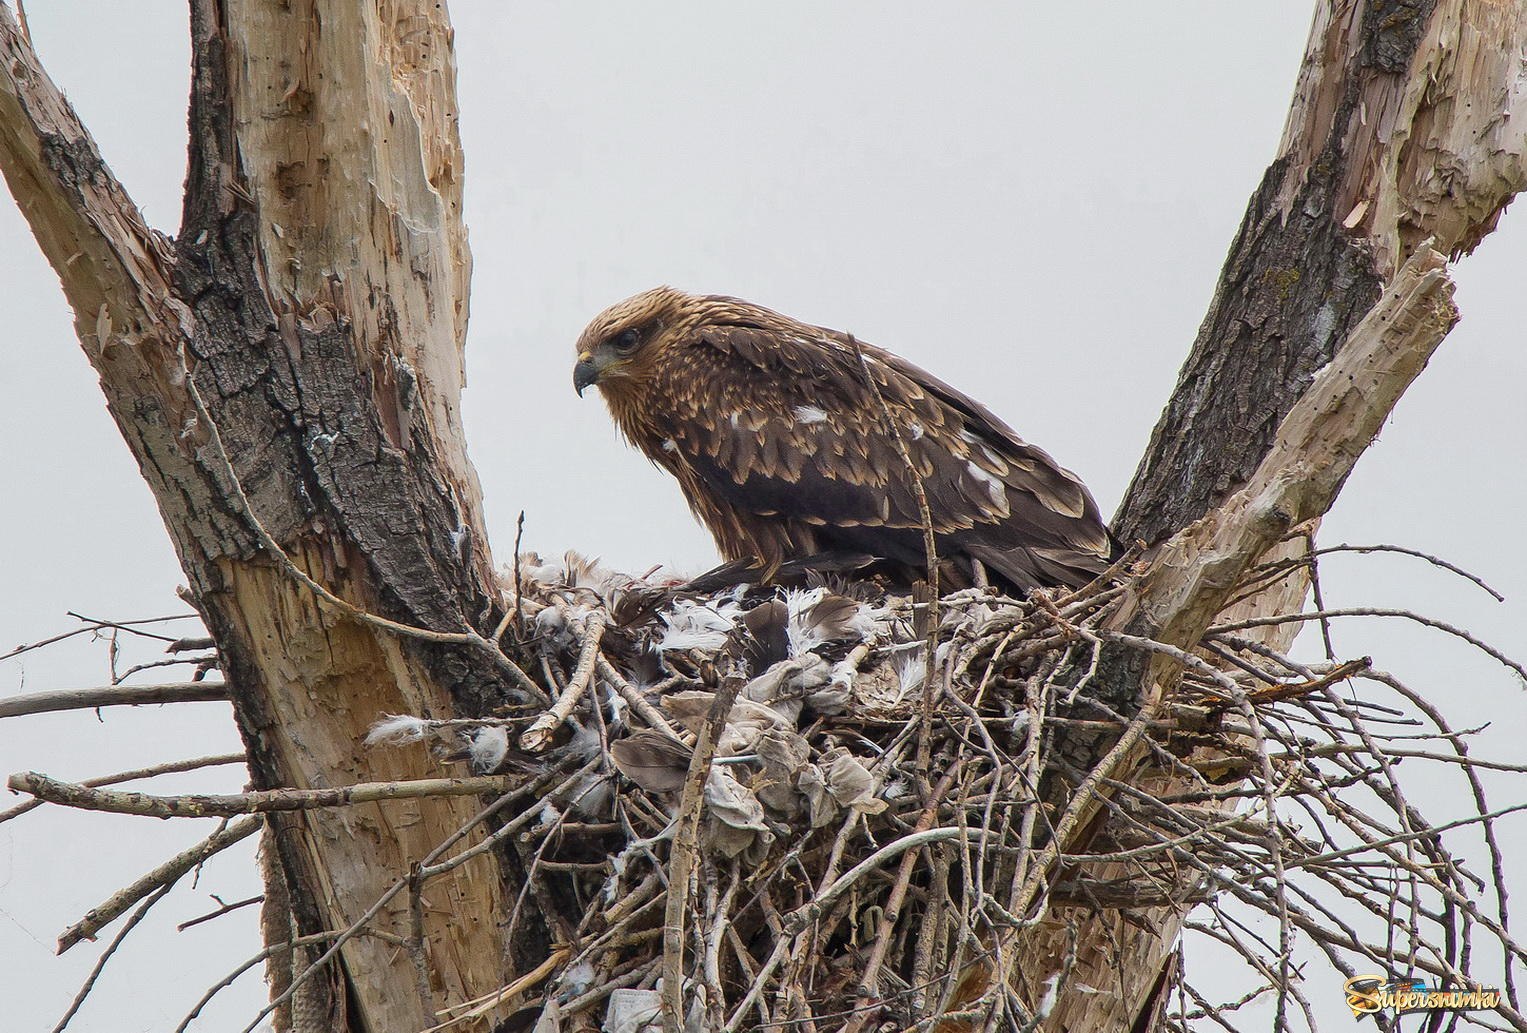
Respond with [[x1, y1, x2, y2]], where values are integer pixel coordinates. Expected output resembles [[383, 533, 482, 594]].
[[344, 549, 1525, 1032]]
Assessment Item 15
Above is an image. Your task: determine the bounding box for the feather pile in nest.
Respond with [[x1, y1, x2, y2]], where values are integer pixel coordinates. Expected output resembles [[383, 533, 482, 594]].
[[362, 549, 1139, 1029], [372, 552, 975, 855]]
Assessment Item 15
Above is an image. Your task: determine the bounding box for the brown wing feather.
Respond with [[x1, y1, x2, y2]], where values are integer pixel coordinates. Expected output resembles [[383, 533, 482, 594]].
[[651, 320, 1113, 590]]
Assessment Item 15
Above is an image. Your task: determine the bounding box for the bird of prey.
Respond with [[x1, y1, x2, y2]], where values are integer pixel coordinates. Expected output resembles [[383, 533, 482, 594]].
[[573, 287, 1114, 593]]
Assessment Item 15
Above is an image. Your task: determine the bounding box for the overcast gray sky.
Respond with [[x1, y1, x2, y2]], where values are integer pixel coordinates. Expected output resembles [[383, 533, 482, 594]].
[[2, 4, 1523, 1031]]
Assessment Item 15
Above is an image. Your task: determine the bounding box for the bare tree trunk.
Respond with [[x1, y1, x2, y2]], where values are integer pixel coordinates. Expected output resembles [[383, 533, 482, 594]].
[[0, 2, 1522, 1033], [0, 2, 513, 1029], [1121, 1, 1526, 546], [1027, 4, 1527, 1030]]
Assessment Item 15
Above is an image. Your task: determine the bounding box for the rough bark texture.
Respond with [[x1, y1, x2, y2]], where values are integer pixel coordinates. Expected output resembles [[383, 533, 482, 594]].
[[0, 2, 512, 1030], [1131, 247, 1457, 647], [1027, 4, 1527, 1031], [178, 1, 518, 1024], [1117, 0, 1525, 547]]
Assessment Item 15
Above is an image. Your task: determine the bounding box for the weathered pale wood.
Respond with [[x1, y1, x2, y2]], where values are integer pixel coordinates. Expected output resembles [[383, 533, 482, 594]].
[[0, 2, 514, 1029], [0, 681, 229, 718], [1131, 247, 1457, 649], [1117, 1, 1526, 549], [220, 0, 477, 498], [180, 2, 511, 1025], [1031, 3, 1527, 1030], [1281, 0, 1527, 272]]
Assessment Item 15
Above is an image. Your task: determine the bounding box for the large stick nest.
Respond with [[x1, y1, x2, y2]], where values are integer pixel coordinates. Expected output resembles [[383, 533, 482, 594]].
[[366, 551, 1523, 1033]]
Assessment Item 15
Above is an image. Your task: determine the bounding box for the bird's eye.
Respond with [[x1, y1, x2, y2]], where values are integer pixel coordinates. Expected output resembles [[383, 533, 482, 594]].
[[612, 328, 641, 353]]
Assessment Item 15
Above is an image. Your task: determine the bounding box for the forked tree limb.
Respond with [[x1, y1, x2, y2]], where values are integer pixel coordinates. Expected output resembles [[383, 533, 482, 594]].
[[1118, 1, 1526, 547], [1036, 1, 1526, 1028], [1, 2, 1522, 1031], [1030, 247, 1461, 1025], [57, 815, 262, 953], [1126, 245, 1457, 650], [1014, 244, 1458, 993]]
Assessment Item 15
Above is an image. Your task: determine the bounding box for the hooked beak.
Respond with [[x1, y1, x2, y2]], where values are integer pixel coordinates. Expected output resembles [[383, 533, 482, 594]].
[[573, 352, 600, 397]]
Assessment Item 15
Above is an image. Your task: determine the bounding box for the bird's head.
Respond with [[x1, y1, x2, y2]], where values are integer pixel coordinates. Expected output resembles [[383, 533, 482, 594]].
[[572, 286, 694, 398]]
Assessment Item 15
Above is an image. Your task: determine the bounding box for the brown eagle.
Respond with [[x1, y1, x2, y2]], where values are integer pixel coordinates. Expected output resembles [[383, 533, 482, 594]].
[[573, 287, 1114, 592]]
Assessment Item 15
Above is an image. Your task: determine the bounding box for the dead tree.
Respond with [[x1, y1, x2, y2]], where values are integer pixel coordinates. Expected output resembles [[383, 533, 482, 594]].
[[0, 2, 1521, 1032], [1026, 4, 1527, 1028]]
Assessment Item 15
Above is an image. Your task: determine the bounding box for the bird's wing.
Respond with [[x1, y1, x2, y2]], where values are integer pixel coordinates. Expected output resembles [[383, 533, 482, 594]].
[[657, 324, 1112, 585]]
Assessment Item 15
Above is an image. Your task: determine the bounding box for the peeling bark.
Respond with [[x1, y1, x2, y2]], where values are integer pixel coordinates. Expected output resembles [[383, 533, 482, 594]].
[[1030, 4, 1527, 1031], [0, 2, 512, 1029], [1118, 0, 1525, 548]]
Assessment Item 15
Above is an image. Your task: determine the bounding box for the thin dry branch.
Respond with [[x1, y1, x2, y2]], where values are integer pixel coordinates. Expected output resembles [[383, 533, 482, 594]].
[[1209, 608, 1527, 681], [420, 947, 571, 1033], [52, 883, 175, 1033], [243, 762, 587, 1033], [521, 610, 606, 751], [9, 771, 515, 819], [1258, 542, 1507, 602], [0, 753, 245, 826], [176, 893, 263, 932], [0, 613, 200, 664], [663, 673, 746, 1033], [0, 681, 230, 719], [173, 927, 406, 1033], [78, 550, 1506, 1033], [58, 815, 261, 953]]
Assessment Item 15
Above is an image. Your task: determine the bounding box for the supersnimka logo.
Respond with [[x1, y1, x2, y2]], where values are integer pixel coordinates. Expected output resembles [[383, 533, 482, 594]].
[[1343, 975, 1501, 1019]]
